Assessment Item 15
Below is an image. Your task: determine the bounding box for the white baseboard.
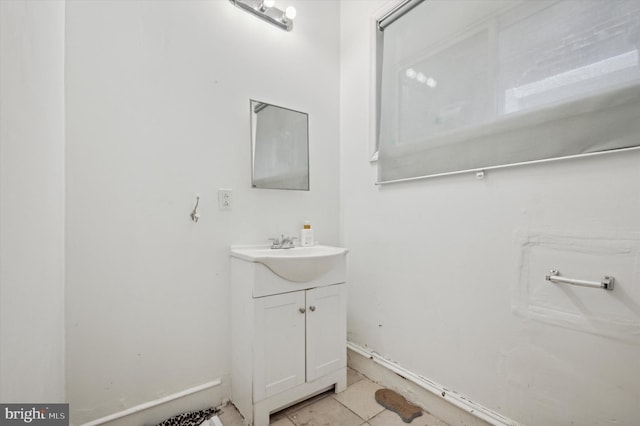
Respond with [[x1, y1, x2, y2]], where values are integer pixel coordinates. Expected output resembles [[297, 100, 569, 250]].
[[78, 379, 227, 426], [347, 342, 519, 426]]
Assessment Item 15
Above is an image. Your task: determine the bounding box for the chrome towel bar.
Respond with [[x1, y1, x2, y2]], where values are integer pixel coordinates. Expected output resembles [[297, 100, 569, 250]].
[[545, 270, 614, 291]]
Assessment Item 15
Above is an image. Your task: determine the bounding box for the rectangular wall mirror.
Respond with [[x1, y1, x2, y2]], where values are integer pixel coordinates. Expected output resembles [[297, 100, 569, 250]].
[[251, 100, 309, 190]]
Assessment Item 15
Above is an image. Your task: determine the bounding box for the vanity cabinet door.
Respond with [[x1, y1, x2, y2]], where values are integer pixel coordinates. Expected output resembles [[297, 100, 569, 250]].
[[305, 283, 347, 382], [254, 291, 306, 401]]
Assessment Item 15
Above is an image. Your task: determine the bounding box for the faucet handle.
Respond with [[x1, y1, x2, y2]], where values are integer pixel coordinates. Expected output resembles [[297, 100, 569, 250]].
[[281, 235, 298, 248], [268, 236, 281, 246], [269, 234, 298, 249]]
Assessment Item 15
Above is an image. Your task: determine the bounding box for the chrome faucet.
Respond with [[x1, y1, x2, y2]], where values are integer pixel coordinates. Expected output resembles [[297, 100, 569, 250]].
[[269, 234, 297, 249]]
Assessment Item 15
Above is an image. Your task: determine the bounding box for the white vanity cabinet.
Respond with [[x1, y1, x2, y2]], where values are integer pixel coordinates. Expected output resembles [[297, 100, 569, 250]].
[[230, 247, 348, 426], [254, 284, 346, 401]]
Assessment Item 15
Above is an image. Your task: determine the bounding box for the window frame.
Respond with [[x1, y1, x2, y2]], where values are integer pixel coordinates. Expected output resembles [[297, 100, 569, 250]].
[[369, 0, 425, 162]]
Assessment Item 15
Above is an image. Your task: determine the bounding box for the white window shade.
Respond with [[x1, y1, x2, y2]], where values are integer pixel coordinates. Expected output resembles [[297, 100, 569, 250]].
[[377, 0, 640, 184]]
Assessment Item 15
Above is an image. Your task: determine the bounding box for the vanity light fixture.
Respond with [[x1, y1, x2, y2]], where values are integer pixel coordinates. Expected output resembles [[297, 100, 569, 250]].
[[229, 0, 296, 32]]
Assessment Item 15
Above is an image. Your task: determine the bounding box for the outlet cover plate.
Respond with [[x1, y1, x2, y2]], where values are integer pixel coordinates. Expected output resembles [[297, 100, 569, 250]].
[[218, 189, 232, 210]]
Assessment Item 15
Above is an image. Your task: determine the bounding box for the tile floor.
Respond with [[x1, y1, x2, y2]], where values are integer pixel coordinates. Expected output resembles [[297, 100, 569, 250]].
[[217, 368, 449, 426]]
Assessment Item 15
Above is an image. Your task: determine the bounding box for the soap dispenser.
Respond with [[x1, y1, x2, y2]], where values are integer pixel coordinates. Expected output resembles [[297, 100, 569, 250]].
[[300, 220, 314, 247]]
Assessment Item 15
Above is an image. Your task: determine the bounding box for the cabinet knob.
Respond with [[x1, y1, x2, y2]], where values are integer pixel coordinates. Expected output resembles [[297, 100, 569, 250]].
[[299, 308, 306, 314], [309, 306, 316, 312]]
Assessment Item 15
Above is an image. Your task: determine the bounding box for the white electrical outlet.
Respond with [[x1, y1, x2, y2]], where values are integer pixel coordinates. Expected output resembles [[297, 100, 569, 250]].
[[218, 189, 232, 210]]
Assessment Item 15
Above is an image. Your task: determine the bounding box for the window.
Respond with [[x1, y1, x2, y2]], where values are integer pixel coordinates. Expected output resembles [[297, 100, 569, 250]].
[[376, 0, 640, 183]]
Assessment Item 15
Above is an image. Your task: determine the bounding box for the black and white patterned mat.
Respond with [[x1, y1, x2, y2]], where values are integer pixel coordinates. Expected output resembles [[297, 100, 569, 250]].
[[152, 407, 220, 426]]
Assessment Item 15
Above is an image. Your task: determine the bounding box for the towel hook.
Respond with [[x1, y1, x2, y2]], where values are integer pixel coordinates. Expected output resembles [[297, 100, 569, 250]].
[[190, 196, 200, 223]]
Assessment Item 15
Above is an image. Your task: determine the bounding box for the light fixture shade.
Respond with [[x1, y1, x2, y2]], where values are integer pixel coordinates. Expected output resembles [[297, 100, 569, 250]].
[[263, 0, 275, 8], [285, 6, 297, 20]]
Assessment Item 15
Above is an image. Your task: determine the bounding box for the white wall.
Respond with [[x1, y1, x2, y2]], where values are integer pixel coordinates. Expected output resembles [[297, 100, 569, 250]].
[[340, 1, 640, 425], [0, 0, 66, 402], [64, 0, 340, 424]]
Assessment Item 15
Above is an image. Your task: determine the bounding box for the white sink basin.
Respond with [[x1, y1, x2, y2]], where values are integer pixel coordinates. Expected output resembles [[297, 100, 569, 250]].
[[231, 245, 348, 282]]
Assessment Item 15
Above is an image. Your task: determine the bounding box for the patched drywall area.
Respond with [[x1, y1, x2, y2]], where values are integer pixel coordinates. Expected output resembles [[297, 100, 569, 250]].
[[514, 230, 640, 342]]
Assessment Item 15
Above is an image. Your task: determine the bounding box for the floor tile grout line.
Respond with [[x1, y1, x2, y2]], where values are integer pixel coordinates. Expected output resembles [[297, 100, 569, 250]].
[[282, 372, 372, 425], [283, 393, 365, 426], [270, 372, 412, 425], [281, 391, 333, 424], [329, 393, 367, 421], [328, 391, 386, 423]]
